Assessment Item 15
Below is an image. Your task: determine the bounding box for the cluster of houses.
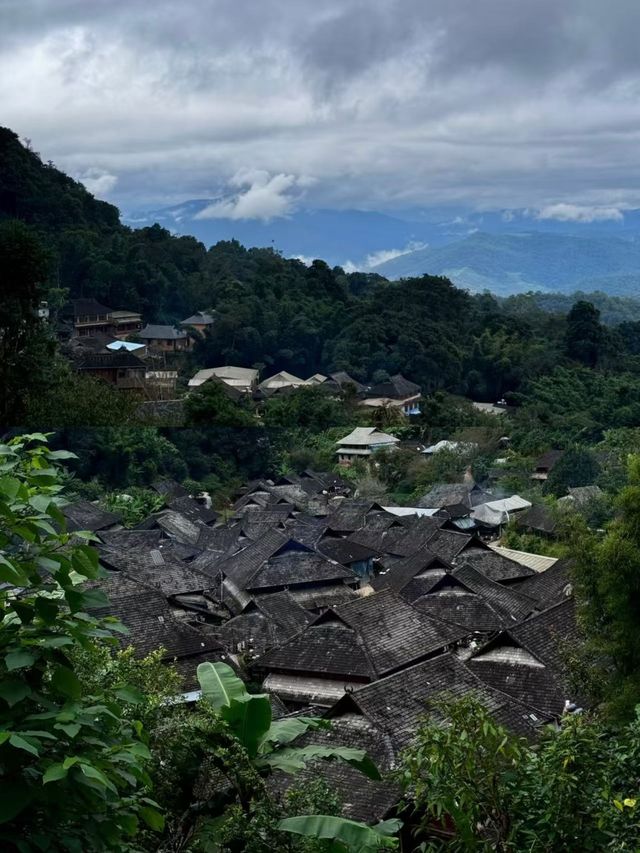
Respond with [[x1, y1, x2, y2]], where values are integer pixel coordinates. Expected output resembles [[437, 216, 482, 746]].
[[55, 299, 217, 398], [72, 468, 579, 827], [188, 366, 422, 413]]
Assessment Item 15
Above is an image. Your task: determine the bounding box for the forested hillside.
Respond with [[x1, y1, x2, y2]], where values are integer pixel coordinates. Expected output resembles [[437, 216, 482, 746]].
[[5, 125, 640, 411]]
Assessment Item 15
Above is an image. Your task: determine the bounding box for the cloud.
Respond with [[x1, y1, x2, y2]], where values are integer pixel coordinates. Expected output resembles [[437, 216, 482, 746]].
[[195, 170, 305, 221], [4, 2, 640, 213], [535, 203, 624, 223], [342, 242, 428, 272], [77, 167, 118, 197]]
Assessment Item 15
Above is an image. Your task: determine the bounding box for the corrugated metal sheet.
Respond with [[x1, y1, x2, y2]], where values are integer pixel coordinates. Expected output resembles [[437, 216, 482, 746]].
[[489, 544, 558, 573]]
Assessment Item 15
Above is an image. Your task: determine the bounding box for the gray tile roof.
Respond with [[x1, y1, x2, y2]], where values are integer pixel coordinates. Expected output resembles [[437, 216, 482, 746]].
[[62, 500, 121, 532]]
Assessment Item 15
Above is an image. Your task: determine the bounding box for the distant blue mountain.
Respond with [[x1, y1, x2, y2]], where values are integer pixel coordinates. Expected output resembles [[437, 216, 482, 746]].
[[372, 231, 640, 296], [124, 203, 447, 266], [124, 201, 640, 295]]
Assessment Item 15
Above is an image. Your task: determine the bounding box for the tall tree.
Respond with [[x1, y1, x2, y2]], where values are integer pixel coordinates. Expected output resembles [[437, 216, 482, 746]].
[[565, 300, 602, 367], [0, 220, 55, 424]]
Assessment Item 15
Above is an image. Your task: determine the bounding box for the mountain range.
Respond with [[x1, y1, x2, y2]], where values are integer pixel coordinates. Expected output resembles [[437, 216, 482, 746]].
[[125, 201, 640, 296]]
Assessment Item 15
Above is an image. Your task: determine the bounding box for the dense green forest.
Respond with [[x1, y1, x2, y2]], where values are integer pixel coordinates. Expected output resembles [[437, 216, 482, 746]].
[[4, 123, 640, 415]]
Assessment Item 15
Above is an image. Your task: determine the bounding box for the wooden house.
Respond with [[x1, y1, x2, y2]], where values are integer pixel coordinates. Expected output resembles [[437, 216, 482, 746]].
[[139, 324, 191, 352]]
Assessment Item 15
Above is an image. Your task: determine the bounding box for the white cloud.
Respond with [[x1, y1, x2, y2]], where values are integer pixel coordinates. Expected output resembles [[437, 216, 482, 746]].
[[342, 242, 428, 273], [78, 167, 118, 197], [535, 203, 624, 223], [364, 242, 427, 269], [195, 170, 305, 221]]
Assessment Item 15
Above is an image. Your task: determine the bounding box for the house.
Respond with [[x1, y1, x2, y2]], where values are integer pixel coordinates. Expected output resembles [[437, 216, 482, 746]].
[[257, 589, 467, 707], [516, 505, 558, 538], [259, 371, 306, 394], [360, 374, 422, 416], [139, 324, 191, 352], [558, 485, 604, 508], [109, 309, 143, 338], [188, 365, 258, 393], [70, 298, 113, 337], [330, 371, 366, 394], [531, 450, 564, 482], [335, 427, 399, 465], [145, 370, 178, 397], [77, 351, 147, 390], [180, 310, 216, 334]]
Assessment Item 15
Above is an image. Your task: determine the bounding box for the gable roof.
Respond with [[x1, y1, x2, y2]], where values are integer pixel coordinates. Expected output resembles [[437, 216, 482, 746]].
[[516, 505, 557, 535], [318, 538, 379, 566], [139, 324, 188, 340], [328, 652, 548, 748], [181, 311, 216, 326], [336, 427, 399, 448], [365, 374, 421, 400], [417, 483, 472, 510], [460, 546, 536, 583], [370, 551, 450, 598], [511, 559, 573, 607], [330, 371, 366, 392], [62, 500, 121, 532], [246, 549, 356, 591], [71, 297, 113, 317]]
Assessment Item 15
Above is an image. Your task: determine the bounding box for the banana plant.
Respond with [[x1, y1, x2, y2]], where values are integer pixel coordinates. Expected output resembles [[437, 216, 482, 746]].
[[196, 661, 381, 779], [278, 815, 401, 853]]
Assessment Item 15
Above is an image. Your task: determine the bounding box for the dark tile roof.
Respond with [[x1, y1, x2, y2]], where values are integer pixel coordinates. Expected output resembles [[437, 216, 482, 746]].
[[284, 517, 329, 548], [155, 510, 203, 545], [318, 538, 378, 566], [139, 323, 188, 340], [217, 529, 289, 589], [269, 713, 399, 823], [425, 529, 475, 563], [459, 546, 536, 583], [99, 547, 214, 596], [247, 550, 356, 591], [78, 352, 146, 371], [71, 297, 113, 317], [167, 495, 218, 525], [511, 560, 573, 608], [345, 525, 406, 556], [330, 371, 366, 392], [98, 529, 163, 550], [450, 563, 537, 623], [325, 501, 378, 533], [328, 652, 548, 749], [255, 591, 312, 638], [88, 572, 220, 662], [413, 592, 508, 633], [334, 589, 468, 677], [516, 505, 557, 535], [181, 311, 216, 326], [151, 479, 189, 498], [62, 500, 121, 532], [366, 374, 421, 400], [467, 599, 578, 716], [288, 585, 359, 611], [417, 483, 472, 510], [369, 551, 450, 598], [259, 620, 376, 681]]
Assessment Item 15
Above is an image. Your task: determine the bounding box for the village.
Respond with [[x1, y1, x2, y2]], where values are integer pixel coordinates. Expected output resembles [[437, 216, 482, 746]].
[[60, 447, 580, 826]]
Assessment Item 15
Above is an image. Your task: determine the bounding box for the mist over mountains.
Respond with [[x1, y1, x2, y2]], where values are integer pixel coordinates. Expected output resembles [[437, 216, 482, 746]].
[[126, 201, 640, 296]]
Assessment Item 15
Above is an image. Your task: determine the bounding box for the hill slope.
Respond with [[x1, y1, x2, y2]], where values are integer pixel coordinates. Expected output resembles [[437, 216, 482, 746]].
[[372, 231, 640, 295]]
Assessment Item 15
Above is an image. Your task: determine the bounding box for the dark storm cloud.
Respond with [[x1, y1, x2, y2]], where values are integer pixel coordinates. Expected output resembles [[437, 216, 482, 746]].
[[2, 0, 640, 214]]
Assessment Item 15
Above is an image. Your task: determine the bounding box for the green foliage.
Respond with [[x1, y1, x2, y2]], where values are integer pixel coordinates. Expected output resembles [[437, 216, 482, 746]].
[[571, 455, 640, 720], [24, 358, 139, 428], [544, 446, 601, 496], [263, 387, 350, 430], [399, 696, 640, 852], [184, 382, 258, 427], [100, 487, 165, 528], [277, 815, 400, 852], [0, 220, 57, 424], [0, 434, 162, 850], [565, 300, 603, 367]]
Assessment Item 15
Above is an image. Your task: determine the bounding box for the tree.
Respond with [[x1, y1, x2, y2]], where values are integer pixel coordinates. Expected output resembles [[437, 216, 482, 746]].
[[565, 301, 602, 367], [571, 455, 640, 720], [0, 434, 163, 850], [399, 696, 640, 852], [263, 387, 349, 430], [544, 446, 601, 496], [0, 220, 56, 424], [160, 661, 399, 851], [184, 382, 257, 427]]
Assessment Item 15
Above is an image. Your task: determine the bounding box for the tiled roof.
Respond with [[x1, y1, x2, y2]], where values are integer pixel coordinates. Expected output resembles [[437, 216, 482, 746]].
[[62, 500, 121, 532], [459, 546, 536, 583]]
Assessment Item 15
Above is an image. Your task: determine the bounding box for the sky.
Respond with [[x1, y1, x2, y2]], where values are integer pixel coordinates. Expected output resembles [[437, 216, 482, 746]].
[[3, 0, 640, 220]]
